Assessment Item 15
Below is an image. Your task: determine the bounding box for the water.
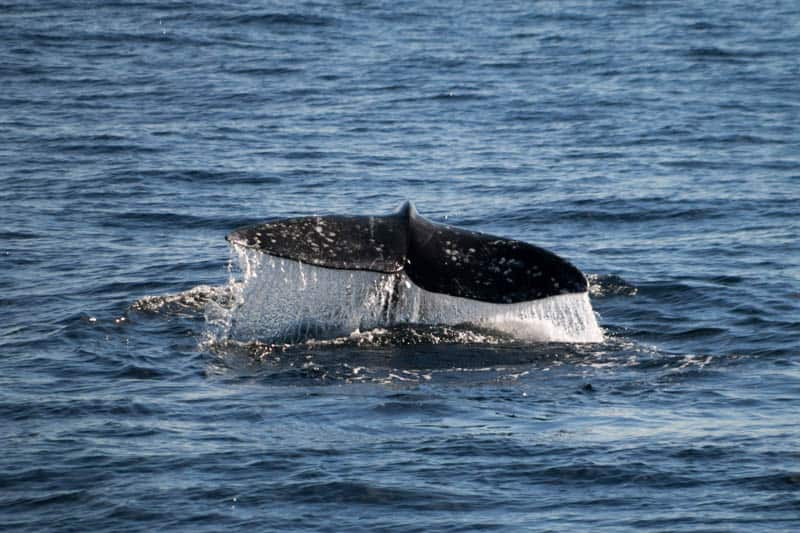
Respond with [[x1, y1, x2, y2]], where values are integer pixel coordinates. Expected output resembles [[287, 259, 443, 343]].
[[2, 0, 799, 530]]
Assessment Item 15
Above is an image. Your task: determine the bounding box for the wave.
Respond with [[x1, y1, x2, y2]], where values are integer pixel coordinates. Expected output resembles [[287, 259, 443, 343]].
[[216, 12, 335, 28]]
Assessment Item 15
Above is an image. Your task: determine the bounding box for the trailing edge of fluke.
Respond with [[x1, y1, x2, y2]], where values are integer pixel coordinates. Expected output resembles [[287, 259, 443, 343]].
[[226, 201, 588, 304]]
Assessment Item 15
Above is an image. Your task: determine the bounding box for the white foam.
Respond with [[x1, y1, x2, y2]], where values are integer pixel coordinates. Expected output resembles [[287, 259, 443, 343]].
[[224, 245, 604, 344]]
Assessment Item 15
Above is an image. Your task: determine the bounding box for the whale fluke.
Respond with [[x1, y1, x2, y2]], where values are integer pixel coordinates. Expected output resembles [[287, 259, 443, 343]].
[[226, 201, 588, 304]]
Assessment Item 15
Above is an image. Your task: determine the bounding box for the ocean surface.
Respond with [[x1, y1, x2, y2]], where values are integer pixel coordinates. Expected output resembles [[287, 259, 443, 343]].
[[2, 1, 799, 531]]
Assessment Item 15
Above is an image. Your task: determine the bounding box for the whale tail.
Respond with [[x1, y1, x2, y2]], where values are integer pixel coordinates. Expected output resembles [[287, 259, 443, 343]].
[[226, 201, 587, 304]]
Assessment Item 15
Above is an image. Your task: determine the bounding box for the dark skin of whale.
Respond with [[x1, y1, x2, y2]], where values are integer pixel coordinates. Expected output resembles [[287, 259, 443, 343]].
[[226, 201, 588, 304]]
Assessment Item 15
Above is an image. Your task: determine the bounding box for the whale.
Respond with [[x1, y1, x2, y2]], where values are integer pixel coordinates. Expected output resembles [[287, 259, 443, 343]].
[[223, 201, 602, 344], [226, 201, 588, 304]]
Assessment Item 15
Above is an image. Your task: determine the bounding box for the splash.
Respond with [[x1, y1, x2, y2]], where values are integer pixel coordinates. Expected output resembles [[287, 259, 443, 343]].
[[131, 284, 236, 315], [217, 245, 604, 345], [587, 273, 638, 297]]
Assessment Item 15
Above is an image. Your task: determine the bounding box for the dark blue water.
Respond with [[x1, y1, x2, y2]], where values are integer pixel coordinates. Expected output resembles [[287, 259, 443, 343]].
[[2, 1, 799, 530]]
